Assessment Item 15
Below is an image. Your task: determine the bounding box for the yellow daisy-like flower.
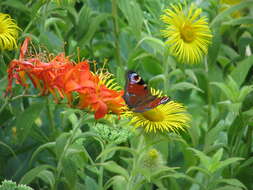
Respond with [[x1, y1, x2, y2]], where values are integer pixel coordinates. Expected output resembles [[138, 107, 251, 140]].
[[221, 0, 241, 5], [161, 3, 212, 64], [220, 0, 245, 18], [124, 89, 190, 133], [0, 13, 20, 50]]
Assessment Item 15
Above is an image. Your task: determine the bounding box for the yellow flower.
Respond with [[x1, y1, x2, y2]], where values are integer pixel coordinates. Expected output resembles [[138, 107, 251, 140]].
[[161, 3, 212, 64], [221, 0, 242, 5], [0, 13, 20, 50], [220, 0, 246, 18], [124, 89, 190, 133]]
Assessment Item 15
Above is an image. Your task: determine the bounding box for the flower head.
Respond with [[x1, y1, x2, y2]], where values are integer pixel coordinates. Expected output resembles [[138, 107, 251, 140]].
[[141, 149, 164, 169], [77, 70, 125, 119], [6, 38, 125, 119], [124, 89, 190, 133], [0, 13, 20, 50], [161, 3, 212, 63]]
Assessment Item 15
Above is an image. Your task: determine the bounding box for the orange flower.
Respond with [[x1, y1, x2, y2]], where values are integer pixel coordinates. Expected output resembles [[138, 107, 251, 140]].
[[7, 38, 125, 119], [63, 66, 125, 119], [77, 75, 125, 119], [55, 60, 95, 103]]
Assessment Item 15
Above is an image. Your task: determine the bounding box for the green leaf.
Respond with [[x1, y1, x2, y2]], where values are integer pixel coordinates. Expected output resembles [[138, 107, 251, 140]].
[[238, 85, 253, 102], [44, 17, 66, 30], [211, 82, 235, 102], [77, 5, 92, 39], [20, 165, 54, 185], [223, 16, 253, 26], [62, 157, 78, 188], [142, 58, 163, 75], [78, 13, 111, 47], [0, 141, 17, 158], [30, 142, 56, 165], [171, 82, 204, 93], [208, 24, 221, 65], [217, 179, 247, 190], [230, 55, 253, 86], [118, 0, 143, 37], [218, 157, 244, 170], [211, 1, 253, 27], [85, 176, 99, 190], [214, 186, 244, 190], [185, 69, 198, 85], [136, 36, 165, 55], [99, 161, 129, 179], [148, 74, 165, 86], [37, 170, 55, 189], [238, 157, 253, 170], [204, 122, 226, 153], [97, 146, 137, 160], [212, 148, 223, 163], [188, 148, 211, 169], [1, 0, 30, 12], [16, 102, 44, 143], [39, 31, 63, 52], [238, 37, 253, 56], [111, 176, 127, 190], [55, 133, 70, 159], [221, 45, 240, 59], [186, 166, 211, 176]]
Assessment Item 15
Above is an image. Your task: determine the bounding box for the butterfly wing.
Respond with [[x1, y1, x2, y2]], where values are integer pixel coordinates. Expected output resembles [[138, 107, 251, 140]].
[[124, 71, 170, 112]]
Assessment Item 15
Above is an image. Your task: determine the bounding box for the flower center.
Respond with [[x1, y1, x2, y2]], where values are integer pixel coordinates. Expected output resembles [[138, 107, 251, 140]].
[[142, 108, 165, 122], [148, 149, 159, 159], [180, 23, 195, 43]]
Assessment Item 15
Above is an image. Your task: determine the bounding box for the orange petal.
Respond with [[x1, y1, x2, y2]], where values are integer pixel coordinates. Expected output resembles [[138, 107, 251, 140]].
[[19, 37, 31, 60]]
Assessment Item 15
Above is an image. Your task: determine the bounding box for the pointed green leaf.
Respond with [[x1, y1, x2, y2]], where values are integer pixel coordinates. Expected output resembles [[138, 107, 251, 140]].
[[217, 179, 247, 190], [16, 103, 44, 143], [20, 165, 54, 185], [99, 161, 129, 179], [37, 170, 55, 189], [230, 55, 253, 86]]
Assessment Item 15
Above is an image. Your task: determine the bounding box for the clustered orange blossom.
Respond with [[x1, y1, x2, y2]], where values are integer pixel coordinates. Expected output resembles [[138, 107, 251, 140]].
[[7, 38, 125, 119]]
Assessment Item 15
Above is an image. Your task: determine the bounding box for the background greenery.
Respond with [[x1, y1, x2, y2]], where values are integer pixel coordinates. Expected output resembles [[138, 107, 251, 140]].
[[0, 0, 253, 190]]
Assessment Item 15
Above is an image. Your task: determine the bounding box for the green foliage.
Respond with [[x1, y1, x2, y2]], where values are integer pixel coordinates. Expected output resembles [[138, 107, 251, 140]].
[[0, 0, 253, 190], [0, 180, 34, 190]]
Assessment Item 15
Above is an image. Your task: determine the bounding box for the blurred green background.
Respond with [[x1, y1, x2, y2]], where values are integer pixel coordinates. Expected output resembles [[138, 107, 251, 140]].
[[0, 0, 253, 190]]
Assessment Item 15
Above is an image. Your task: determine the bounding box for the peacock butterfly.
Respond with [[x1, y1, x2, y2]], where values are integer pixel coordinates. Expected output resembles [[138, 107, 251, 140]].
[[123, 71, 170, 112]]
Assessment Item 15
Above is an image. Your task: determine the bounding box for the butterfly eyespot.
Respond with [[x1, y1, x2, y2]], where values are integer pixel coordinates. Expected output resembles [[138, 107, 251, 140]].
[[133, 75, 141, 82]]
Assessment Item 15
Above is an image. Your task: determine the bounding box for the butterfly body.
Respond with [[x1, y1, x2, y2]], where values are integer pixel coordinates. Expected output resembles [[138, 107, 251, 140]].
[[124, 71, 170, 112]]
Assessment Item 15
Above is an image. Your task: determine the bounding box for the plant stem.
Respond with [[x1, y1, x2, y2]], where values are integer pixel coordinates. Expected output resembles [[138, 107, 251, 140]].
[[127, 134, 145, 190], [0, 98, 9, 114], [246, 125, 253, 156], [54, 117, 84, 190], [46, 97, 56, 135], [98, 144, 111, 190], [205, 56, 212, 127], [112, 0, 123, 73], [163, 55, 169, 94]]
